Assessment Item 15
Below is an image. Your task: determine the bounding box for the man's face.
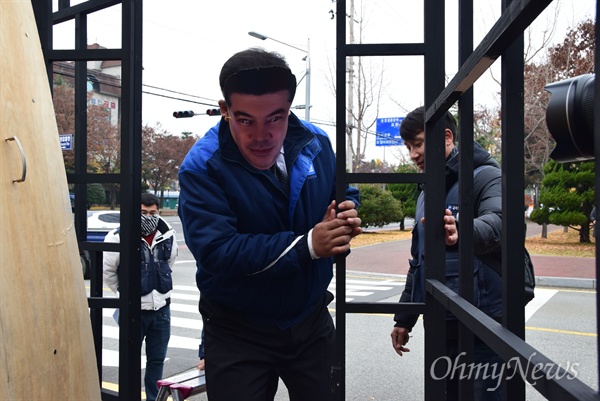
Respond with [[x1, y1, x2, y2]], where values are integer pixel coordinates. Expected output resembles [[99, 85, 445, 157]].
[[405, 132, 425, 171], [404, 129, 455, 172], [220, 90, 291, 170], [141, 204, 159, 216]]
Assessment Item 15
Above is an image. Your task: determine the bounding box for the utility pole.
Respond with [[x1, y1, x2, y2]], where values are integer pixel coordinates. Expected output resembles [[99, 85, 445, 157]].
[[346, 0, 355, 172]]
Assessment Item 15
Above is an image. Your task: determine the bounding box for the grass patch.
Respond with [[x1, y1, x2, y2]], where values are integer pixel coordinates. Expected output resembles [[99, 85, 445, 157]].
[[351, 230, 411, 247]]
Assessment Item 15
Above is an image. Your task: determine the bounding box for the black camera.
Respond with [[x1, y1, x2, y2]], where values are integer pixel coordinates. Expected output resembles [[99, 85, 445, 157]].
[[545, 74, 595, 162]]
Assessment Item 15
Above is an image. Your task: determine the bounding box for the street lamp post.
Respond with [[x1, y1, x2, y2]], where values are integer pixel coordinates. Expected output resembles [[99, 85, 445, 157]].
[[248, 31, 311, 122]]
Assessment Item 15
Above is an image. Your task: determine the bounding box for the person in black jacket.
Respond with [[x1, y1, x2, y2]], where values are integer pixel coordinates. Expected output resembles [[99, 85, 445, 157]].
[[390, 106, 504, 400]]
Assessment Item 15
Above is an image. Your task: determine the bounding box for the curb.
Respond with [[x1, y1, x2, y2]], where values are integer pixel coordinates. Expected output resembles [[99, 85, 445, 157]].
[[535, 276, 597, 290]]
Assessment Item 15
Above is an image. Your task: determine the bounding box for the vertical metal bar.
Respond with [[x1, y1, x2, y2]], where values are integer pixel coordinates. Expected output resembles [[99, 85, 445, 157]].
[[119, 1, 143, 400], [500, 0, 526, 339], [31, 0, 53, 89], [423, 1, 447, 400], [74, 12, 88, 246], [594, 0, 600, 393], [457, 0, 475, 399], [501, 0, 526, 398], [334, 1, 347, 398], [74, 7, 108, 390], [90, 250, 105, 381]]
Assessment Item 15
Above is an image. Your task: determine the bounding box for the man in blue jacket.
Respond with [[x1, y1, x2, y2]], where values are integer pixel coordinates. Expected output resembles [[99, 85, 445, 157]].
[[178, 47, 361, 401], [390, 106, 504, 400]]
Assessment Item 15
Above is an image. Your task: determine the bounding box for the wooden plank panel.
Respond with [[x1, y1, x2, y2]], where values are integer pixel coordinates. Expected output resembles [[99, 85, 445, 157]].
[[0, 2, 101, 400]]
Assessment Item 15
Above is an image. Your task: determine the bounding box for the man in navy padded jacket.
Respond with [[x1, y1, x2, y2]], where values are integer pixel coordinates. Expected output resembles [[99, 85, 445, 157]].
[[390, 106, 504, 400], [178, 47, 361, 401], [103, 193, 178, 401]]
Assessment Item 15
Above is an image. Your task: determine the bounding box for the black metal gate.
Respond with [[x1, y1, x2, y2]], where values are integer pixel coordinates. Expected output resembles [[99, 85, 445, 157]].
[[332, 0, 600, 400], [33, 1, 143, 399]]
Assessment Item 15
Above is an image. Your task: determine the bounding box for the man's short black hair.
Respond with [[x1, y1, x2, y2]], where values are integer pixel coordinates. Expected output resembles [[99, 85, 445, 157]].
[[141, 193, 160, 208], [219, 47, 297, 106], [400, 106, 457, 142]]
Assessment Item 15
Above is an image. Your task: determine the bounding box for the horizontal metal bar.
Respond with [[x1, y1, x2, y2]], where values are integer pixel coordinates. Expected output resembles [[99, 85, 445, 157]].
[[67, 173, 121, 184], [426, 279, 599, 401], [53, 0, 122, 24], [347, 172, 423, 184], [48, 48, 122, 62], [426, 0, 553, 122], [342, 301, 425, 315], [88, 297, 120, 309], [344, 43, 425, 57], [79, 242, 119, 252]]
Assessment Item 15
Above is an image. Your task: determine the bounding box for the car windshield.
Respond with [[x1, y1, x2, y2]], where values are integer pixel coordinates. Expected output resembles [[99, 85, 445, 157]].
[[98, 213, 120, 223], [87, 211, 120, 223]]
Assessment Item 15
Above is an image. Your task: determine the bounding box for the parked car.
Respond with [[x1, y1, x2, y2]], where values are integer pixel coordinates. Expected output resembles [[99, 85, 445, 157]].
[[81, 210, 120, 278], [87, 210, 120, 241]]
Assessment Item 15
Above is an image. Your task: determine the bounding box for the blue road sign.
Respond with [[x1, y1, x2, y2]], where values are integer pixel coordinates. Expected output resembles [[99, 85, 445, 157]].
[[376, 117, 404, 146], [60, 134, 73, 150]]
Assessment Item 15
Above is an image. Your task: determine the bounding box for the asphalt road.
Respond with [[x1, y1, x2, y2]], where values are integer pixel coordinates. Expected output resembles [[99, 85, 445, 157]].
[[180, 288, 598, 401]]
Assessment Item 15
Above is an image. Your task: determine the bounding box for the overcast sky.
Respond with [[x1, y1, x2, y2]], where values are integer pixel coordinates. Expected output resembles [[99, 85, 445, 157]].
[[52, 0, 596, 165]]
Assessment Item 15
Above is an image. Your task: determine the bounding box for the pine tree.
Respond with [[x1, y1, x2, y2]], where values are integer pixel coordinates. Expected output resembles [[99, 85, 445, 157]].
[[530, 160, 595, 242]]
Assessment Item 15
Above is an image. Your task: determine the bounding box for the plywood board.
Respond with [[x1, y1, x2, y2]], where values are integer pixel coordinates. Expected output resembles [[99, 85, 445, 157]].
[[0, 2, 101, 399]]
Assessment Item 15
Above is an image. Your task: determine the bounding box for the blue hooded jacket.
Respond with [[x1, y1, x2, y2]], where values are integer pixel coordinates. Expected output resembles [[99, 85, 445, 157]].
[[178, 113, 359, 329]]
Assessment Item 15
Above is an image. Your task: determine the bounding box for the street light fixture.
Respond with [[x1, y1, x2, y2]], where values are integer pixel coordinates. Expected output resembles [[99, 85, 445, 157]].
[[248, 31, 311, 122]]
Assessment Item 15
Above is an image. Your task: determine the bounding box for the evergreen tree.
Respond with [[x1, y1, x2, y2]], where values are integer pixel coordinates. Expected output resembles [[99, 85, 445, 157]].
[[357, 184, 403, 229], [387, 163, 419, 230], [87, 183, 106, 207], [530, 160, 595, 242]]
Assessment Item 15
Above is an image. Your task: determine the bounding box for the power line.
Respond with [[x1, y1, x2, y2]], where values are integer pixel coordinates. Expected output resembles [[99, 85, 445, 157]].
[[53, 70, 219, 107], [142, 83, 217, 103], [141, 91, 217, 107]]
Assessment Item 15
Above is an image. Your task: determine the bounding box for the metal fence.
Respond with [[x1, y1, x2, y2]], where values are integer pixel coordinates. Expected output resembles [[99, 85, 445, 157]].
[[332, 0, 600, 400]]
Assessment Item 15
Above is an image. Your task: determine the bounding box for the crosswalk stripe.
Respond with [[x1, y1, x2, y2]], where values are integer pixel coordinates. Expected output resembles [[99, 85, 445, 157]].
[[101, 310, 201, 330], [102, 349, 132, 367], [170, 303, 199, 314], [173, 285, 199, 292], [525, 288, 558, 322], [171, 316, 202, 330], [331, 279, 404, 286], [328, 278, 403, 301], [346, 291, 375, 296], [171, 292, 200, 301], [347, 285, 393, 291], [101, 303, 199, 316], [174, 260, 196, 265], [103, 326, 201, 350]]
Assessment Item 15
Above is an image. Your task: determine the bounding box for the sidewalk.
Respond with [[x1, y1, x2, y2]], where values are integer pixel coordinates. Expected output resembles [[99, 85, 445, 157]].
[[346, 223, 597, 289], [531, 254, 596, 289]]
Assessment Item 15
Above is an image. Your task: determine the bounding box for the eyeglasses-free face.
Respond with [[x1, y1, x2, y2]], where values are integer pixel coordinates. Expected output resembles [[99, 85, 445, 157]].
[[220, 90, 291, 171]]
